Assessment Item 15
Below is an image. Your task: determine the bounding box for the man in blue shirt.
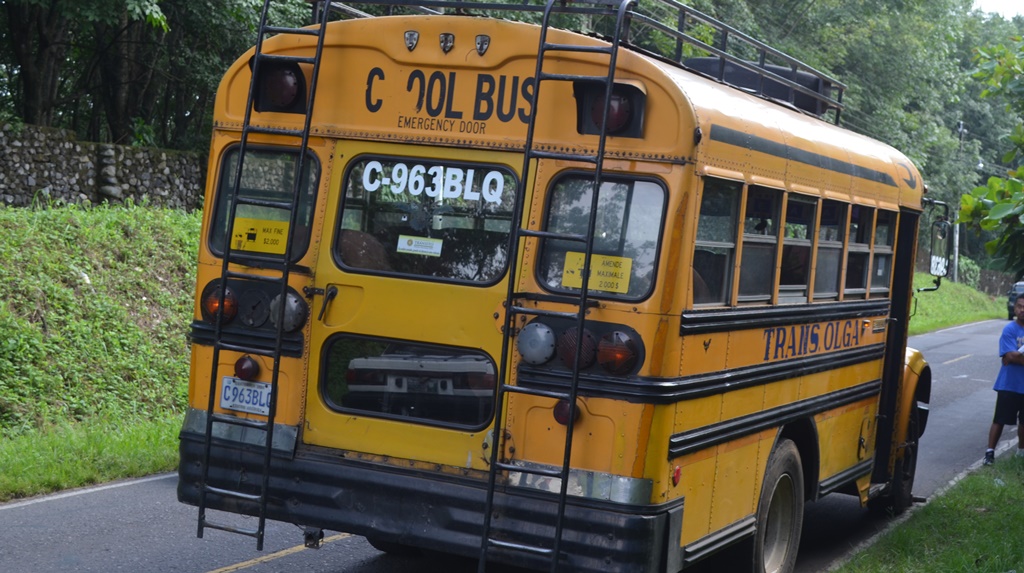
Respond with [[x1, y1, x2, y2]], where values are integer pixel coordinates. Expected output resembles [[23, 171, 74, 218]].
[[985, 293, 1024, 464]]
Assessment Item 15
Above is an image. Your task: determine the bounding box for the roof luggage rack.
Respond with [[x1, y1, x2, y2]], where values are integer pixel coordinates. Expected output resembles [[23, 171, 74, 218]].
[[313, 0, 846, 123]]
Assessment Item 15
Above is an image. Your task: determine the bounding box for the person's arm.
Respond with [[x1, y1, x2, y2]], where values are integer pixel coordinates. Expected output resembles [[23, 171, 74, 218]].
[[1000, 326, 1024, 365], [1003, 351, 1024, 366]]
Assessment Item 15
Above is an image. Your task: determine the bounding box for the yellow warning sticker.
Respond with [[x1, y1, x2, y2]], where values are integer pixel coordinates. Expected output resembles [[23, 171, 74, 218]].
[[231, 218, 289, 255], [562, 252, 632, 294]]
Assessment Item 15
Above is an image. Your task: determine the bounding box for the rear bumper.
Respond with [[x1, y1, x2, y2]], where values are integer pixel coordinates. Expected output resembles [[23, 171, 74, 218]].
[[178, 425, 678, 572]]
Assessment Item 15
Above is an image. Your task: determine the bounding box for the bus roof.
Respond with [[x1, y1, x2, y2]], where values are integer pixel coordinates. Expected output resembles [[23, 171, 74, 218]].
[[214, 3, 924, 210]]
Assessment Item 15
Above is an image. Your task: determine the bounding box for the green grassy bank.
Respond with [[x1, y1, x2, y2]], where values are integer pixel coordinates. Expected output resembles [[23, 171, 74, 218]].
[[0, 203, 198, 501]]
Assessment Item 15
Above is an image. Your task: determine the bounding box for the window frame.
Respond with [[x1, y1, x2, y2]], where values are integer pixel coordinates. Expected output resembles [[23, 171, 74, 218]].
[[813, 199, 847, 301], [693, 177, 742, 306], [208, 144, 321, 263], [320, 333, 496, 431], [333, 154, 519, 287], [778, 193, 818, 304], [536, 171, 668, 302]]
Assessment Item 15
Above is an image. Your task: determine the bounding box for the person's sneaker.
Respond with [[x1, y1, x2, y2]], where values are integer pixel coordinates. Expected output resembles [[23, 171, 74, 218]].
[[984, 450, 996, 465]]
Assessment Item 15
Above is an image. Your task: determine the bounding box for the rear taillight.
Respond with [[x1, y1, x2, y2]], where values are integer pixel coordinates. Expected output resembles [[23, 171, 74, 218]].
[[557, 327, 597, 369], [553, 398, 580, 426], [201, 282, 237, 323], [597, 331, 639, 374], [234, 355, 260, 380]]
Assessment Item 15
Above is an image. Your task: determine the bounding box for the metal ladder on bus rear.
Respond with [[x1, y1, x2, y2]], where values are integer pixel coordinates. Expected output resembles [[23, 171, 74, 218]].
[[477, 1, 637, 571], [195, 0, 329, 551]]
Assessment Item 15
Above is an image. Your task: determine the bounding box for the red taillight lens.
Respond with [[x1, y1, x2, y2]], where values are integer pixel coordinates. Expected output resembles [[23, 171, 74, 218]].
[[553, 399, 580, 426], [254, 62, 306, 113], [265, 67, 299, 108], [201, 282, 237, 323], [557, 327, 597, 369], [591, 92, 631, 133], [234, 355, 260, 380], [597, 331, 639, 374]]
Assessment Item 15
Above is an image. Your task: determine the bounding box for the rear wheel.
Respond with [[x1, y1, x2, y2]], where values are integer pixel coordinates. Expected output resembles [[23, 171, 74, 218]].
[[753, 438, 804, 573]]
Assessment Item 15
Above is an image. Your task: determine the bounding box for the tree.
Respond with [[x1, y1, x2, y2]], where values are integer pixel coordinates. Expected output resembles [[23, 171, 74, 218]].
[[1, 0, 166, 130], [959, 36, 1024, 278]]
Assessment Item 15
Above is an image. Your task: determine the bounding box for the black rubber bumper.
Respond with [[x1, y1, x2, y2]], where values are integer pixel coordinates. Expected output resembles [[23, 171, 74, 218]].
[[178, 431, 671, 572]]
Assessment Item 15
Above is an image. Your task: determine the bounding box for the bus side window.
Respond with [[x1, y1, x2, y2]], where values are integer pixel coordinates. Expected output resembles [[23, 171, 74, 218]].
[[738, 185, 782, 304], [693, 177, 740, 305], [779, 195, 817, 303], [814, 199, 846, 301], [845, 205, 874, 298], [870, 210, 896, 298]]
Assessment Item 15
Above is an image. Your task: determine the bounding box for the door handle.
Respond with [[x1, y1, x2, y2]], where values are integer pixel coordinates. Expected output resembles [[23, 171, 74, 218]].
[[317, 285, 338, 321]]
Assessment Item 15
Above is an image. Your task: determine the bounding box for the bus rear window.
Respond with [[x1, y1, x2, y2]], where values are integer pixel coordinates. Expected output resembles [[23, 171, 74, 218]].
[[322, 335, 495, 429], [537, 175, 665, 300], [210, 147, 319, 261], [336, 157, 516, 284]]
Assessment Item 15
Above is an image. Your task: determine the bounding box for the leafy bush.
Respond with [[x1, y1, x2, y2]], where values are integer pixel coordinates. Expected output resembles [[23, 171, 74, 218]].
[[958, 254, 981, 290]]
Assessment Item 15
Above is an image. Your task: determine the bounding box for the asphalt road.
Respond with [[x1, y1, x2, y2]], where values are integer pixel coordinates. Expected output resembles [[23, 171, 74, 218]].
[[0, 320, 1009, 573]]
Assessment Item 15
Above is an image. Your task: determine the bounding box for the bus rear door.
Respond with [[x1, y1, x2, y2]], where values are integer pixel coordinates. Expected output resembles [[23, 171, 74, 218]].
[[302, 142, 523, 470]]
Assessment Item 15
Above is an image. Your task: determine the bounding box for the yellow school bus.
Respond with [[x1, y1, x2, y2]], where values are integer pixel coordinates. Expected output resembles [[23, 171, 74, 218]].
[[176, 1, 952, 572]]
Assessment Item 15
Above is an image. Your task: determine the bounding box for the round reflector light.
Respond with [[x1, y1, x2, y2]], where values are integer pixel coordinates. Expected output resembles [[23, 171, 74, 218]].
[[518, 322, 557, 365], [590, 92, 631, 133], [597, 331, 639, 374], [557, 327, 597, 369], [269, 291, 309, 333], [234, 355, 261, 380], [201, 282, 237, 323]]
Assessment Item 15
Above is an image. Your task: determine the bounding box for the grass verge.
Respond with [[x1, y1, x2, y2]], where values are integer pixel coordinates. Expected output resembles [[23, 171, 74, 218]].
[[835, 456, 1024, 572], [0, 415, 181, 502]]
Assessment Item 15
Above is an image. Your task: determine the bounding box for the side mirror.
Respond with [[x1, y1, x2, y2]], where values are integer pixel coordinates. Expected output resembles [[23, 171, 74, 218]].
[[929, 219, 952, 278]]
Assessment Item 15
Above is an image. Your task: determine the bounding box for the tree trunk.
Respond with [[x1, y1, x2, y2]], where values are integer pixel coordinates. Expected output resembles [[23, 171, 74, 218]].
[[4, 1, 68, 126]]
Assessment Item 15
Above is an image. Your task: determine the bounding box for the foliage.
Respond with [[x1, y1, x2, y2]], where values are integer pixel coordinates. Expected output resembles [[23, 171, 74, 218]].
[[0, 203, 200, 435], [957, 254, 981, 290], [959, 35, 1024, 277], [0, 0, 312, 150]]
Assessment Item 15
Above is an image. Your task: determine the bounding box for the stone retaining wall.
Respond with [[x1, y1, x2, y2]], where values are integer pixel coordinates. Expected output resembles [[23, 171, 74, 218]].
[[0, 124, 204, 211]]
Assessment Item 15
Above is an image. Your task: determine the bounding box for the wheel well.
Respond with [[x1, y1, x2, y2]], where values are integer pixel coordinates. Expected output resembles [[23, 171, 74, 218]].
[[779, 419, 818, 502]]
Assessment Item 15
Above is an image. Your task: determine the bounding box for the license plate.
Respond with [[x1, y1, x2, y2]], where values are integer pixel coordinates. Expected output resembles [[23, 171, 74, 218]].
[[220, 377, 272, 416]]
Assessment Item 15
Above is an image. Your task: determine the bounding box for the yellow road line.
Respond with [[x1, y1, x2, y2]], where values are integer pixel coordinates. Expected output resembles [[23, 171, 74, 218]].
[[207, 533, 352, 573]]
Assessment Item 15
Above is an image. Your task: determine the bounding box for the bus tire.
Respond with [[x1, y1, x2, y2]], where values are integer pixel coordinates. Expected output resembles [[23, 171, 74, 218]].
[[365, 536, 423, 557], [869, 407, 919, 516], [753, 438, 804, 573]]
